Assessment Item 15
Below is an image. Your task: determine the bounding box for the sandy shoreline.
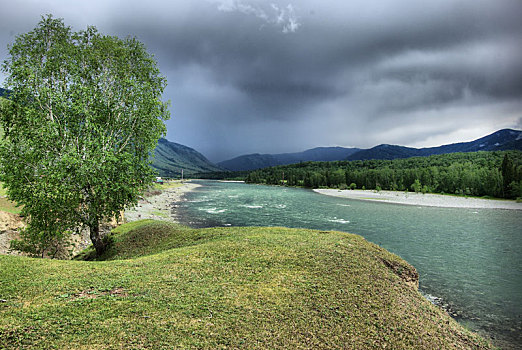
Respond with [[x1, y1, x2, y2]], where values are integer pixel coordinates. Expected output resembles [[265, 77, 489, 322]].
[[313, 189, 522, 210], [124, 181, 201, 223]]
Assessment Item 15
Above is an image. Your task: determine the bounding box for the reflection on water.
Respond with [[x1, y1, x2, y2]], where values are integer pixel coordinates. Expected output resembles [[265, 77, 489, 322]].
[[176, 181, 522, 348]]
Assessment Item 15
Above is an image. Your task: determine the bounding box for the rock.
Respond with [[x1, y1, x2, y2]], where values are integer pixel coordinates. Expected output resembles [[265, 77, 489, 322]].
[[0, 211, 25, 231]]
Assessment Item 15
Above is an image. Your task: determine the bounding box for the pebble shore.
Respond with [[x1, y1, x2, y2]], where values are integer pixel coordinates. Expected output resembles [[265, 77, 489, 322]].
[[314, 189, 522, 210], [124, 182, 201, 223]]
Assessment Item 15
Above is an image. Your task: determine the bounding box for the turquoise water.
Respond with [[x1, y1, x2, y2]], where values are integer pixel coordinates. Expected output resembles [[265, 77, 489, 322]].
[[175, 181, 522, 348]]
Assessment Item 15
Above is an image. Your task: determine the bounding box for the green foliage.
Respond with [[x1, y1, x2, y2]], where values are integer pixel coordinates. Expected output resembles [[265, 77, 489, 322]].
[[349, 182, 357, 190], [411, 179, 422, 193], [10, 227, 73, 259], [0, 15, 170, 256], [0, 221, 492, 349], [501, 153, 520, 198], [196, 170, 250, 180], [245, 151, 522, 199]]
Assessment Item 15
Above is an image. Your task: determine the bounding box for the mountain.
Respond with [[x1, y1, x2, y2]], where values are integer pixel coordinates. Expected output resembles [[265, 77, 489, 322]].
[[347, 129, 522, 161], [219, 129, 522, 171], [218, 154, 281, 171], [218, 147, 361, 171], [152, 138, 223, 177]]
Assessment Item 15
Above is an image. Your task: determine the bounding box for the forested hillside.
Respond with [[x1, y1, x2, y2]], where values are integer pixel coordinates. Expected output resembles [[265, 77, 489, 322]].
[[151, 138, 223, 177], [347, 129, 521, 160], [219, 129, 521, 170], [245, 151, 522, 199], [218, 147, 360, 171]]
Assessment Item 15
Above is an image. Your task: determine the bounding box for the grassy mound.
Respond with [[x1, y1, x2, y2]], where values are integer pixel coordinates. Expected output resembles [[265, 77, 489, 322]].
[[73, 220, 203, 261], [0, 221, 491, 349]]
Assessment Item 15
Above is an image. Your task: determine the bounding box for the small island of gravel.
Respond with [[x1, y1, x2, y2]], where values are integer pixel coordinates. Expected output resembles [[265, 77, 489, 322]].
[[314, 188, 522, 210]]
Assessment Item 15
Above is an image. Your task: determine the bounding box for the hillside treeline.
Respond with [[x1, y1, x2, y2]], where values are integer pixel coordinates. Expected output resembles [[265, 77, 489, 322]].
[[245, 151, 522, 199]]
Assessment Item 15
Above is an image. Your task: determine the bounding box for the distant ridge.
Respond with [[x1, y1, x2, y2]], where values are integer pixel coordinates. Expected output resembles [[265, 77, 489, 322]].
[[347, 129, 522, 161], [152, 138, 223, 177], [218, 147, 361, 171], [219, 129, 522, 171]]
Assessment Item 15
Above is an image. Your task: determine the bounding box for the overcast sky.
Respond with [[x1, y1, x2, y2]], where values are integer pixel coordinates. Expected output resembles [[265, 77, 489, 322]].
[[1, 0, 521, 161]]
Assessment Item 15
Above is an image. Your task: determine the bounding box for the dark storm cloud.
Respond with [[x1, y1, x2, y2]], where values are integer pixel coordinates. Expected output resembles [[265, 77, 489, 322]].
[[1, 0, 521, 161]]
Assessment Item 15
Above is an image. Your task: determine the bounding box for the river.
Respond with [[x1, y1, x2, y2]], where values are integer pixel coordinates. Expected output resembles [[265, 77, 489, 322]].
[[174, 180, 522, 348]]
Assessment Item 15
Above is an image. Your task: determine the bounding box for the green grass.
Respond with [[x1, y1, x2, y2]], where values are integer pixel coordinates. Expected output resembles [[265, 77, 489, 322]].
[[150, 210, 169, 218], [0, 182, 20, 213], [0, 182, 7, 197], [0, 197, 21, 214], [0, 220, 493, 349], [152, 181, 184, 191], [142, 180, 184, 197]]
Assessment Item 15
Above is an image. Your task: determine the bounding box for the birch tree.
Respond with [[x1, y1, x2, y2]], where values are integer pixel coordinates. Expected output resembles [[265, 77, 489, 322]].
[[0, 15, 170, 256]]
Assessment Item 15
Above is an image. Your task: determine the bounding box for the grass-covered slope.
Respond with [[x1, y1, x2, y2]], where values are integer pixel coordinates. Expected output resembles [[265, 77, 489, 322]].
[[0, 221, 491, 349]]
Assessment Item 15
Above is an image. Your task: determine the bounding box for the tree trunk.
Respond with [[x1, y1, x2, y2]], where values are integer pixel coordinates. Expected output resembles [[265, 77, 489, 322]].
[[89, 221, 106, 256]]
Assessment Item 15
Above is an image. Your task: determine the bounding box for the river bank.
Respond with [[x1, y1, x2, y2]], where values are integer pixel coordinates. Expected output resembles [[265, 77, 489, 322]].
[[1, 220, 495, 349], [124, 181, 201, 223], [178, 180, 522, 348], [313, 188, 522, 210], [0, 181, 200, 257]]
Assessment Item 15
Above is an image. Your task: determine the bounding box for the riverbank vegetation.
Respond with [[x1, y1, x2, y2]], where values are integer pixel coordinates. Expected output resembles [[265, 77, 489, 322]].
[[244, 151, 522, 199], [0, 220, 492, 349]]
